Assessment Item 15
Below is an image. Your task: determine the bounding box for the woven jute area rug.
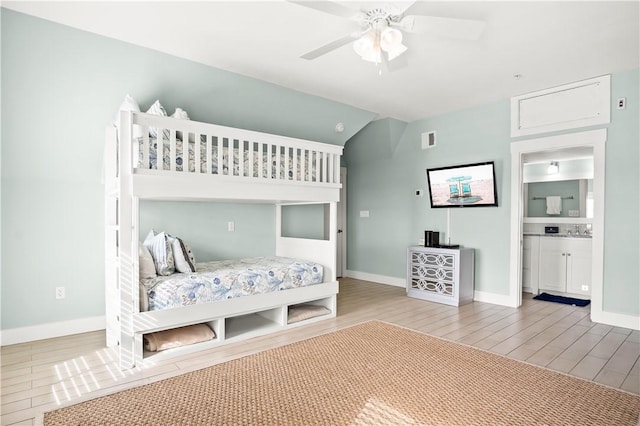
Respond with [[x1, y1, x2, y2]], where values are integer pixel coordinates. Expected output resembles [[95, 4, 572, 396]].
[[44, 321, 640, 425]]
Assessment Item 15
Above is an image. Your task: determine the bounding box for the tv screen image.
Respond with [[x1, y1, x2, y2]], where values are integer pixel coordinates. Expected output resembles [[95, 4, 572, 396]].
[[426, 161, 498, 208]]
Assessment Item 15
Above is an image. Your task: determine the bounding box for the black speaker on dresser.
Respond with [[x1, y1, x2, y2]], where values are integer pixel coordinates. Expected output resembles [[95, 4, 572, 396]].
[[424, 230, 440, 247]]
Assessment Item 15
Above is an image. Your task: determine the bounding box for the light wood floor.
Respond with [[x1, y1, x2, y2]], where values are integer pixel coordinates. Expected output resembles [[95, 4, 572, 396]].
[[2, 278, 639, 425]]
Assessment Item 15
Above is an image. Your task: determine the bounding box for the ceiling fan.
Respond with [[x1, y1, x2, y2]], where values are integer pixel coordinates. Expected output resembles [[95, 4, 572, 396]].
[[290, 1, 486, 68]]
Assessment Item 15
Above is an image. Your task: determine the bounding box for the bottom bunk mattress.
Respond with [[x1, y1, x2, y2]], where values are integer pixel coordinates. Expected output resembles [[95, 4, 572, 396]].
[[140, 256, 324, 312]]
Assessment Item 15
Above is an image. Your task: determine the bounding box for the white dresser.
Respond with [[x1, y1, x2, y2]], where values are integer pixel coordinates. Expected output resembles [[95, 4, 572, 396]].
[[406, 246, 475, 307]]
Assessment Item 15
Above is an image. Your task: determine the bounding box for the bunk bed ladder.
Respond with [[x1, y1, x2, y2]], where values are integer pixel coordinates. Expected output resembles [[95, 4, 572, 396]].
[[104, 126, 119, 349], [105, 113, 138, 369]]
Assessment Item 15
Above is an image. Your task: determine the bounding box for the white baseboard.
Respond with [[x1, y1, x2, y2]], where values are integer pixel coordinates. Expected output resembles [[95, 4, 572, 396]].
[[0, 316, 105, 346], [591, 310, 640, 331], [473, 290, 518, 307], [477, 291, 639, 330], [344, 270, 405, 288]]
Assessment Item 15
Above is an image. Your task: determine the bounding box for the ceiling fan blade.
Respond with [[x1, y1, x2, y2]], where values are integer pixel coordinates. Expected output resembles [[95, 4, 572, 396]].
[[389, 1, 418, 17], [403, 15, 486, 40], [300, 33, 358, 60], [288, 1, 358, 19]]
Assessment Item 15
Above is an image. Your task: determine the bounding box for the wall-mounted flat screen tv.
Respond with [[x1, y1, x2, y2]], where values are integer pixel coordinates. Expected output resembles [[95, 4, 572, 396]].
[[426, 161, 498, 208]]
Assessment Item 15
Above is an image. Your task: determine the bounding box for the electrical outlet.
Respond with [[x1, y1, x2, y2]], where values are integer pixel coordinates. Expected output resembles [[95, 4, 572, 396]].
[[418, 238, 425, 246], [359, 210, 370, 218], [55, 286, 66, 299], [617, 97, 626, 110], [227, 221, 235, 232], [581, 285, 589, 292]]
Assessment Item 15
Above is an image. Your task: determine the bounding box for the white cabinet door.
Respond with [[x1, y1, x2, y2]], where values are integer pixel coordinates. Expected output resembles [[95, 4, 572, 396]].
[[566, 239, 592, 296], [539, 238, 567, 292], [522, 236, 540, 293]]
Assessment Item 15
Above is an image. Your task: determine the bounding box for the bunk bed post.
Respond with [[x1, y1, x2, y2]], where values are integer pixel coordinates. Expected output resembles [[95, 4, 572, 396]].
[[117, 111, 137, 369], [328, 202, 338, 282], [105, 125, 118, 348]]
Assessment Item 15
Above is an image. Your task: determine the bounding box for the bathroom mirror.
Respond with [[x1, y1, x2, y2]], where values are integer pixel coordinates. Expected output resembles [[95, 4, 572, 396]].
[[522, 154, 594, 219], [525, 179, 593, 218]]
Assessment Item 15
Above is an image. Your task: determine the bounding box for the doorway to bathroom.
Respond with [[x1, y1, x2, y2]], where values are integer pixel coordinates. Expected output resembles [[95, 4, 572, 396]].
[[508, 129, 606, 322]]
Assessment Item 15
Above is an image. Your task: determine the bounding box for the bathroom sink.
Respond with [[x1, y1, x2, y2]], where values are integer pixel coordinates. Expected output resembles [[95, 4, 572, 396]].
[[523, 233, 592, 238], [542, 234, 592, 238]]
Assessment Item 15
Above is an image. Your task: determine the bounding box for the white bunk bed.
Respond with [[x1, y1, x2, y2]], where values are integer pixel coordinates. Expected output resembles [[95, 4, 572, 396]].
[[105, 111, 342, 369]]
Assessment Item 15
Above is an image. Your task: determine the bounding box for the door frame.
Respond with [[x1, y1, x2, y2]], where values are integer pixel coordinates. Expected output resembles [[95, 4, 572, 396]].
[[336, 167, 347, 278], [508, 128, 606, 321]]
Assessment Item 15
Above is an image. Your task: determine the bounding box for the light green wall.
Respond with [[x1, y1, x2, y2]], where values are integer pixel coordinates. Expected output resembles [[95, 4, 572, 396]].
[[345, 68, 639, 316], [601, 68, 639, 315], [281, 204, 326, 240], [139, 201, 276, 261], [0, 9, 376, 330], [345, 105, 510, 294], [527, 181, 581, 217], [2, 8, 637, 332], [516, 69, 639, 315], [142, 202, 328, 256]]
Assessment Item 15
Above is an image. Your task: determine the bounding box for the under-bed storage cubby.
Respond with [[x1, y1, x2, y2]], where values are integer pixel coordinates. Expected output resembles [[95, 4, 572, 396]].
[[225, 307, 285, 342], [287, 297, 334, 325], [141, 319, 223, 362]]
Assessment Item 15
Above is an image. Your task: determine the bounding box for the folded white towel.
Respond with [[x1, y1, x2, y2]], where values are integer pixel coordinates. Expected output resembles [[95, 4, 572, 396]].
[[546, 196, 562, 215]]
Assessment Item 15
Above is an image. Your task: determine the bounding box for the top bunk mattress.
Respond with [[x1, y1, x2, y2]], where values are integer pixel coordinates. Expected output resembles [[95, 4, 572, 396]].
[[140, 256, 324, 312], [137, 138, 320, 181]]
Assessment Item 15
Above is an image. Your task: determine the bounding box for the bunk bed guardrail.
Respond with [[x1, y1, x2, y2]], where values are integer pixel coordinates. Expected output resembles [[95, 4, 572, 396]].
[[117, 111, 343, 187]]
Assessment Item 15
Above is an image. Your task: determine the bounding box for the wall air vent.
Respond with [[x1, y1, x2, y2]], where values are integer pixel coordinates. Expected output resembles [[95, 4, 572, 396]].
[[421, 131, 436, 149]]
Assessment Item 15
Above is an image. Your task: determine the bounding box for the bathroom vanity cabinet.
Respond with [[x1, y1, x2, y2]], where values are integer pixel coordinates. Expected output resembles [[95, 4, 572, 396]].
[[522, 235, 540, 294], [538, 237, 592, 297]]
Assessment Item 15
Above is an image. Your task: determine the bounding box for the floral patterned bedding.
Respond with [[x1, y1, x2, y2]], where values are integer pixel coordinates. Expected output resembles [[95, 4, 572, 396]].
[[140, 256, 324, 312], [137, 138, 319, 180]]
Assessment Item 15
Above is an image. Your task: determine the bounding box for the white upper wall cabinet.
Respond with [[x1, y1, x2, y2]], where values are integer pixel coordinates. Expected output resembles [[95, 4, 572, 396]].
[[511, 75, 611, 137]]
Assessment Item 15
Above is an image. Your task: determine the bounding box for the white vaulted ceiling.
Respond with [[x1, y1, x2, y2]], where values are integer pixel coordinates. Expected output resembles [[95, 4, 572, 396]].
[[4, 1, 639, 122]]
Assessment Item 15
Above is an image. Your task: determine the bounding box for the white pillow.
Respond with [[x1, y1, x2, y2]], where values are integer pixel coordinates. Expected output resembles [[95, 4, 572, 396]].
[[143, 230, 175, 276], [172, 237, 197, 273], [145, 100, 170, 140], [114, 94, 144, 139], [171, 107, 190, 121], [143, 229, 155, 245], [171, 108, 190, 141], [139, 244, 157, 279]]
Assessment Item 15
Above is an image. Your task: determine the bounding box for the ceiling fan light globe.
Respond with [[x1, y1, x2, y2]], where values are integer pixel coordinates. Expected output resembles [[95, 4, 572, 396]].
[[353, 32, 381, 63], [362, 49, 382, 63], [353, 32, 374, 56], [353, 36, 373, 56], [380, 27, 403, 52]]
